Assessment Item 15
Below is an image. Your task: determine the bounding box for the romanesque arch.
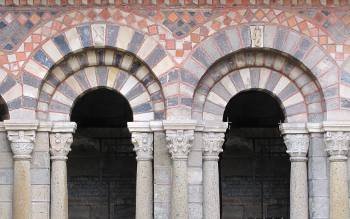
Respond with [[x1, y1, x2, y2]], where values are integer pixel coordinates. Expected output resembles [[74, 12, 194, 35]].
[[35, 48, 165, 121], [17, 23, 171, 120], [184, 25, 337, 121], [192, 49, 325, 122]]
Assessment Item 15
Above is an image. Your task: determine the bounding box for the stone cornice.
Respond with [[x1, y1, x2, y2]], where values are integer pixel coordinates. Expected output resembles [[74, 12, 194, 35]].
[[51, 122, 77, 133], [163, 120, 197, 130], [279, 123, 308, 134], [203, 121, 228, 133], [149, 121, 163, 131], [128, 121, 152, 132], [4, 120, 39, 131], [322, 121, 350, 132]]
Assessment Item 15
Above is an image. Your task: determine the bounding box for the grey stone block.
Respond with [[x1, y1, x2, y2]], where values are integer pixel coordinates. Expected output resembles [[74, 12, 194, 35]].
[[308, 156, 328, 180], [309, 179, 329, 197], [188, 150, 202, 167], [189, 202, 202, 219], [31, 152, 50, 169], [0, 185, 12, 201], [31, 168, 50, 185], [154, 184, 171, 202], [154, 202, 170, 219], [0, 202, 12, 219], [188, 184, 202, 203], [0, 153, 12, 168], [32, 202, 49, 219], [309, 196, 329, 219], [154, 166, 171, 185], [187, 167, 202, 185], [35, 132, 49, 152], [0, 169, 13, 184], [32, 185, 50, 202]]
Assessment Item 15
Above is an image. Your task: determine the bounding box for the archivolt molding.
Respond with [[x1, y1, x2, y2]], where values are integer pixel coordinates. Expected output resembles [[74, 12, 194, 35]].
[[192, 49, 326, 122], [183, 25, 339, 116], [35, 48, 165, 121], [16, 23, 172, 120]]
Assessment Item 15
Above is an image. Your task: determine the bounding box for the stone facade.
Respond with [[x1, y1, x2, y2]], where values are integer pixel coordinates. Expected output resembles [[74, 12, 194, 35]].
[[0, 2, 350, 219]]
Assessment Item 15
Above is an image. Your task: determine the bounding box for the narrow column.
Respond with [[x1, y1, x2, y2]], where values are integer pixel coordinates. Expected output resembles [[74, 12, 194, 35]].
[[131, 132, 154, 219], [283, 133, 309, 219], [5, 121, 38, 219], [202, 132, 225, 219], [166, 129, 194, 219], [49, 122, 76, 219], [324, 131, 349, 219]]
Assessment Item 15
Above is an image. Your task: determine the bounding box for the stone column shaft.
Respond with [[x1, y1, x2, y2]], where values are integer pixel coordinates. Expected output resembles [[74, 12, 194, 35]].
[[325, 131, 349, 219], [13, 158, 32, 219], [6, 127, 37, 219], [172, 159, 188, 219], [166, 129, 194, 219], [51, 159, 68, 218], [283, 133, 309, 219], [49, 123, 76, 219], [132, 132, 153, 219], [289, 157, 308, 219], [202, 132, 225, 219]]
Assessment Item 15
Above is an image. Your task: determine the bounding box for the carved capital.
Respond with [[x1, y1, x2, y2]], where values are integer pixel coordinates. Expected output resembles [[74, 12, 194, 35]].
[[203, 132, 225, 160], [7, 130, 36, 160], [49, 133, 73, 160], [283, 134, 309, 161], [131, 132, 153, 161], [166, 130, 194, 160], [324, 131, 349, 161]]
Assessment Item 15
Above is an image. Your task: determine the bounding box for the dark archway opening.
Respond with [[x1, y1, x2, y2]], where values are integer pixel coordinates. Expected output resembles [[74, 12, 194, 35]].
[[68, 88, 136, 219], [221, 90, 290, 219], [0, 96, 9, 121]]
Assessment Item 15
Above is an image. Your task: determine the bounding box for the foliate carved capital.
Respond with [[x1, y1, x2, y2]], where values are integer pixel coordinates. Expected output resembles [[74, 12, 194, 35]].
[[203, 132, 225, 160], [49, 133, 73, 160], [131, 132, 153, 161], [7, 130, 36, 160], [166, 130, 194, 160], [283, 134, 309, 161], [324, 131, 349, 161]]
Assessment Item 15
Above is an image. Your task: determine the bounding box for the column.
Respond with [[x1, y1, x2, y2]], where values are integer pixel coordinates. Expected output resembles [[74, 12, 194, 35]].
[[324, 131, 349, 219], [49, 122, 76, 219], [283, 133, 309, 219], [131, 132, 154, 219], [202, 132, 225, 219], [5, 121, 38, 219], [166, 129, 194, 219]]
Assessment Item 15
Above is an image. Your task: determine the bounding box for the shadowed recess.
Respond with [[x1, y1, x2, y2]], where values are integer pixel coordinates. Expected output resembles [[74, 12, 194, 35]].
[[71, 88, 133, 128], [223, 90, 285, 128]]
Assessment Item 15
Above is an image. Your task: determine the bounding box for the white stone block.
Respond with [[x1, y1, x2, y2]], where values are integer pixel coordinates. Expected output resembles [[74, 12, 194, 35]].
[[32, 202, 49, 219], [188, 184, 202, 203], [0, 152, 12, 168], [187, 167, 202, 185], [0, 202, 12, 219], [188, 202, 202, 219], [31, 169, 50, 185], [32, 185, 50, 202], [154, 184, 171, 202], [0, 185, 12, 201], [31, 152, 50, 169], [0, 169, 13, 184]]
